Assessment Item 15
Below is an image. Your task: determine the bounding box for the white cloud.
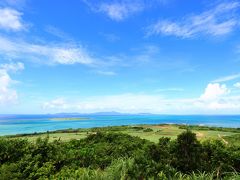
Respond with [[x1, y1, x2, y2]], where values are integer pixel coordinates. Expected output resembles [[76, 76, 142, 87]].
[[234, 82, 240, 88], [95, 70, 116, 76], [42, 93, 240, 114], [83, 0, 165, 21], [212, 73, 240, 83], [98, 1, 144, 21], [43, 94, 165, 113], [198, 95, 240, 111], [45, 25, 73, 41], [147, 2, 240, 38], [43, 98, 69, 110], [0, 35, 175, 72], [0, 62, 24, 72], [0, 36, 95, 65], [0, 8, 25, 31], [196, 83, 240, 111], [200, 83, 229, 100], [104, 44, 195, 73], [0, 0, 26, 8], [42, 82, 240, 114], [52, 47, 93, 65], [0, 69, 17, 105], [0, 62, 24, 105]]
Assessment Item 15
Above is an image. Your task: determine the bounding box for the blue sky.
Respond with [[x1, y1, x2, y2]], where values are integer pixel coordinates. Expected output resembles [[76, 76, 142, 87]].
[[0, 0, 240, 114]]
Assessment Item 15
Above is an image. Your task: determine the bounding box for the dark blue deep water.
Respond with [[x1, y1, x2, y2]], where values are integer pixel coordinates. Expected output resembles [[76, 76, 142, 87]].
[[0, 114, 240, 135]]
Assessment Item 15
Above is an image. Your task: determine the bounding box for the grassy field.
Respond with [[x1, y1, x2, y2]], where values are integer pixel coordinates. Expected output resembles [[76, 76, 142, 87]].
[[7, 124, 240, 144]]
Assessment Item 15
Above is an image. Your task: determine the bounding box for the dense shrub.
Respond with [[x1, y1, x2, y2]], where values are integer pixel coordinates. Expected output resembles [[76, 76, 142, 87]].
[[172, 130, 203, 173], [0, 130, 240, 179], [143, 128, 154, 132]]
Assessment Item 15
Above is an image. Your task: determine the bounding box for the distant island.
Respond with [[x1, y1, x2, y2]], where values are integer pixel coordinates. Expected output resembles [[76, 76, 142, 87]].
[[49, 117, 90, 121], [51, 111, 155, 116]]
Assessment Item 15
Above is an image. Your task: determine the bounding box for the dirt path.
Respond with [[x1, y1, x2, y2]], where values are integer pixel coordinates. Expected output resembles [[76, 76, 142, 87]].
[[218, 134, 228, 145], [196, 132, 204, 138]]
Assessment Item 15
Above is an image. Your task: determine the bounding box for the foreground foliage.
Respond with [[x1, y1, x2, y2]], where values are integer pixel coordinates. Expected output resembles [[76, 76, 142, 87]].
[[0, 130, 240, 179]]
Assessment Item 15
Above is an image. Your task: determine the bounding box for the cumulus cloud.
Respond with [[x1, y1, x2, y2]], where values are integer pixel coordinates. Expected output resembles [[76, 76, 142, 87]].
[[147, 1, 240, 38], [234, 82, 240, 88], [200, 83, 229, 100], [198, 95, 240, 111], [195, 83, 240, 111], [0, 69, 18, 105], [42, 82, 240, 114], [0, 62, 24, 105], [0, 8, 25, 31]]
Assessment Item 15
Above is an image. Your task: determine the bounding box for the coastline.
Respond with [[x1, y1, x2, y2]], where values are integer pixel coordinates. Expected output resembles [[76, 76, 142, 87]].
[[1, 114, 240, 136]]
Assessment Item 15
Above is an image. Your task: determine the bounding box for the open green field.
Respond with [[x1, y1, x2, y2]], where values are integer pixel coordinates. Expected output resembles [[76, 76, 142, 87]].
[[2, 124, 240, 179], [7, 124, 240, 144]]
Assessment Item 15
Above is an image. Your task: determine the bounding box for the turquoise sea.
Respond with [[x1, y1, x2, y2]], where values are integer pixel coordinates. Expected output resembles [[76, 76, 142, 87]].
[[1, 114, 240, 136]]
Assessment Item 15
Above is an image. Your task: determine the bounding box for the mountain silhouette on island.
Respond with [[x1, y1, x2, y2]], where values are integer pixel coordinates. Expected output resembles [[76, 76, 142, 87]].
[[53, 111, 154, 116]]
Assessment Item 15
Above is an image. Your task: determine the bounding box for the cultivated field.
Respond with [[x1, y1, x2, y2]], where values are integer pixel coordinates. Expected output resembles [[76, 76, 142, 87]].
[[8, 124, 240, 144]]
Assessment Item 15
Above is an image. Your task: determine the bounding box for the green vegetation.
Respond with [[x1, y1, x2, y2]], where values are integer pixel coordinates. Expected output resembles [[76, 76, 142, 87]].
[[179, 124, 240, 133], [225, 134, 240, 146], [1, 124, 240, 179], [143, 127, 154, 132], [8, 124, 239, 143]]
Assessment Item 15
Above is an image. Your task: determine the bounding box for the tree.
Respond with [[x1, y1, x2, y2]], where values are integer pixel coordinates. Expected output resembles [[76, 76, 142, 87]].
[[173, 130, 202, 173]]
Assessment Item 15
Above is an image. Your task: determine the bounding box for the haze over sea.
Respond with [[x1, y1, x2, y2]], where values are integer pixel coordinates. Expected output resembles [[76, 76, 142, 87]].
[[1, 114, 240, 136]]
